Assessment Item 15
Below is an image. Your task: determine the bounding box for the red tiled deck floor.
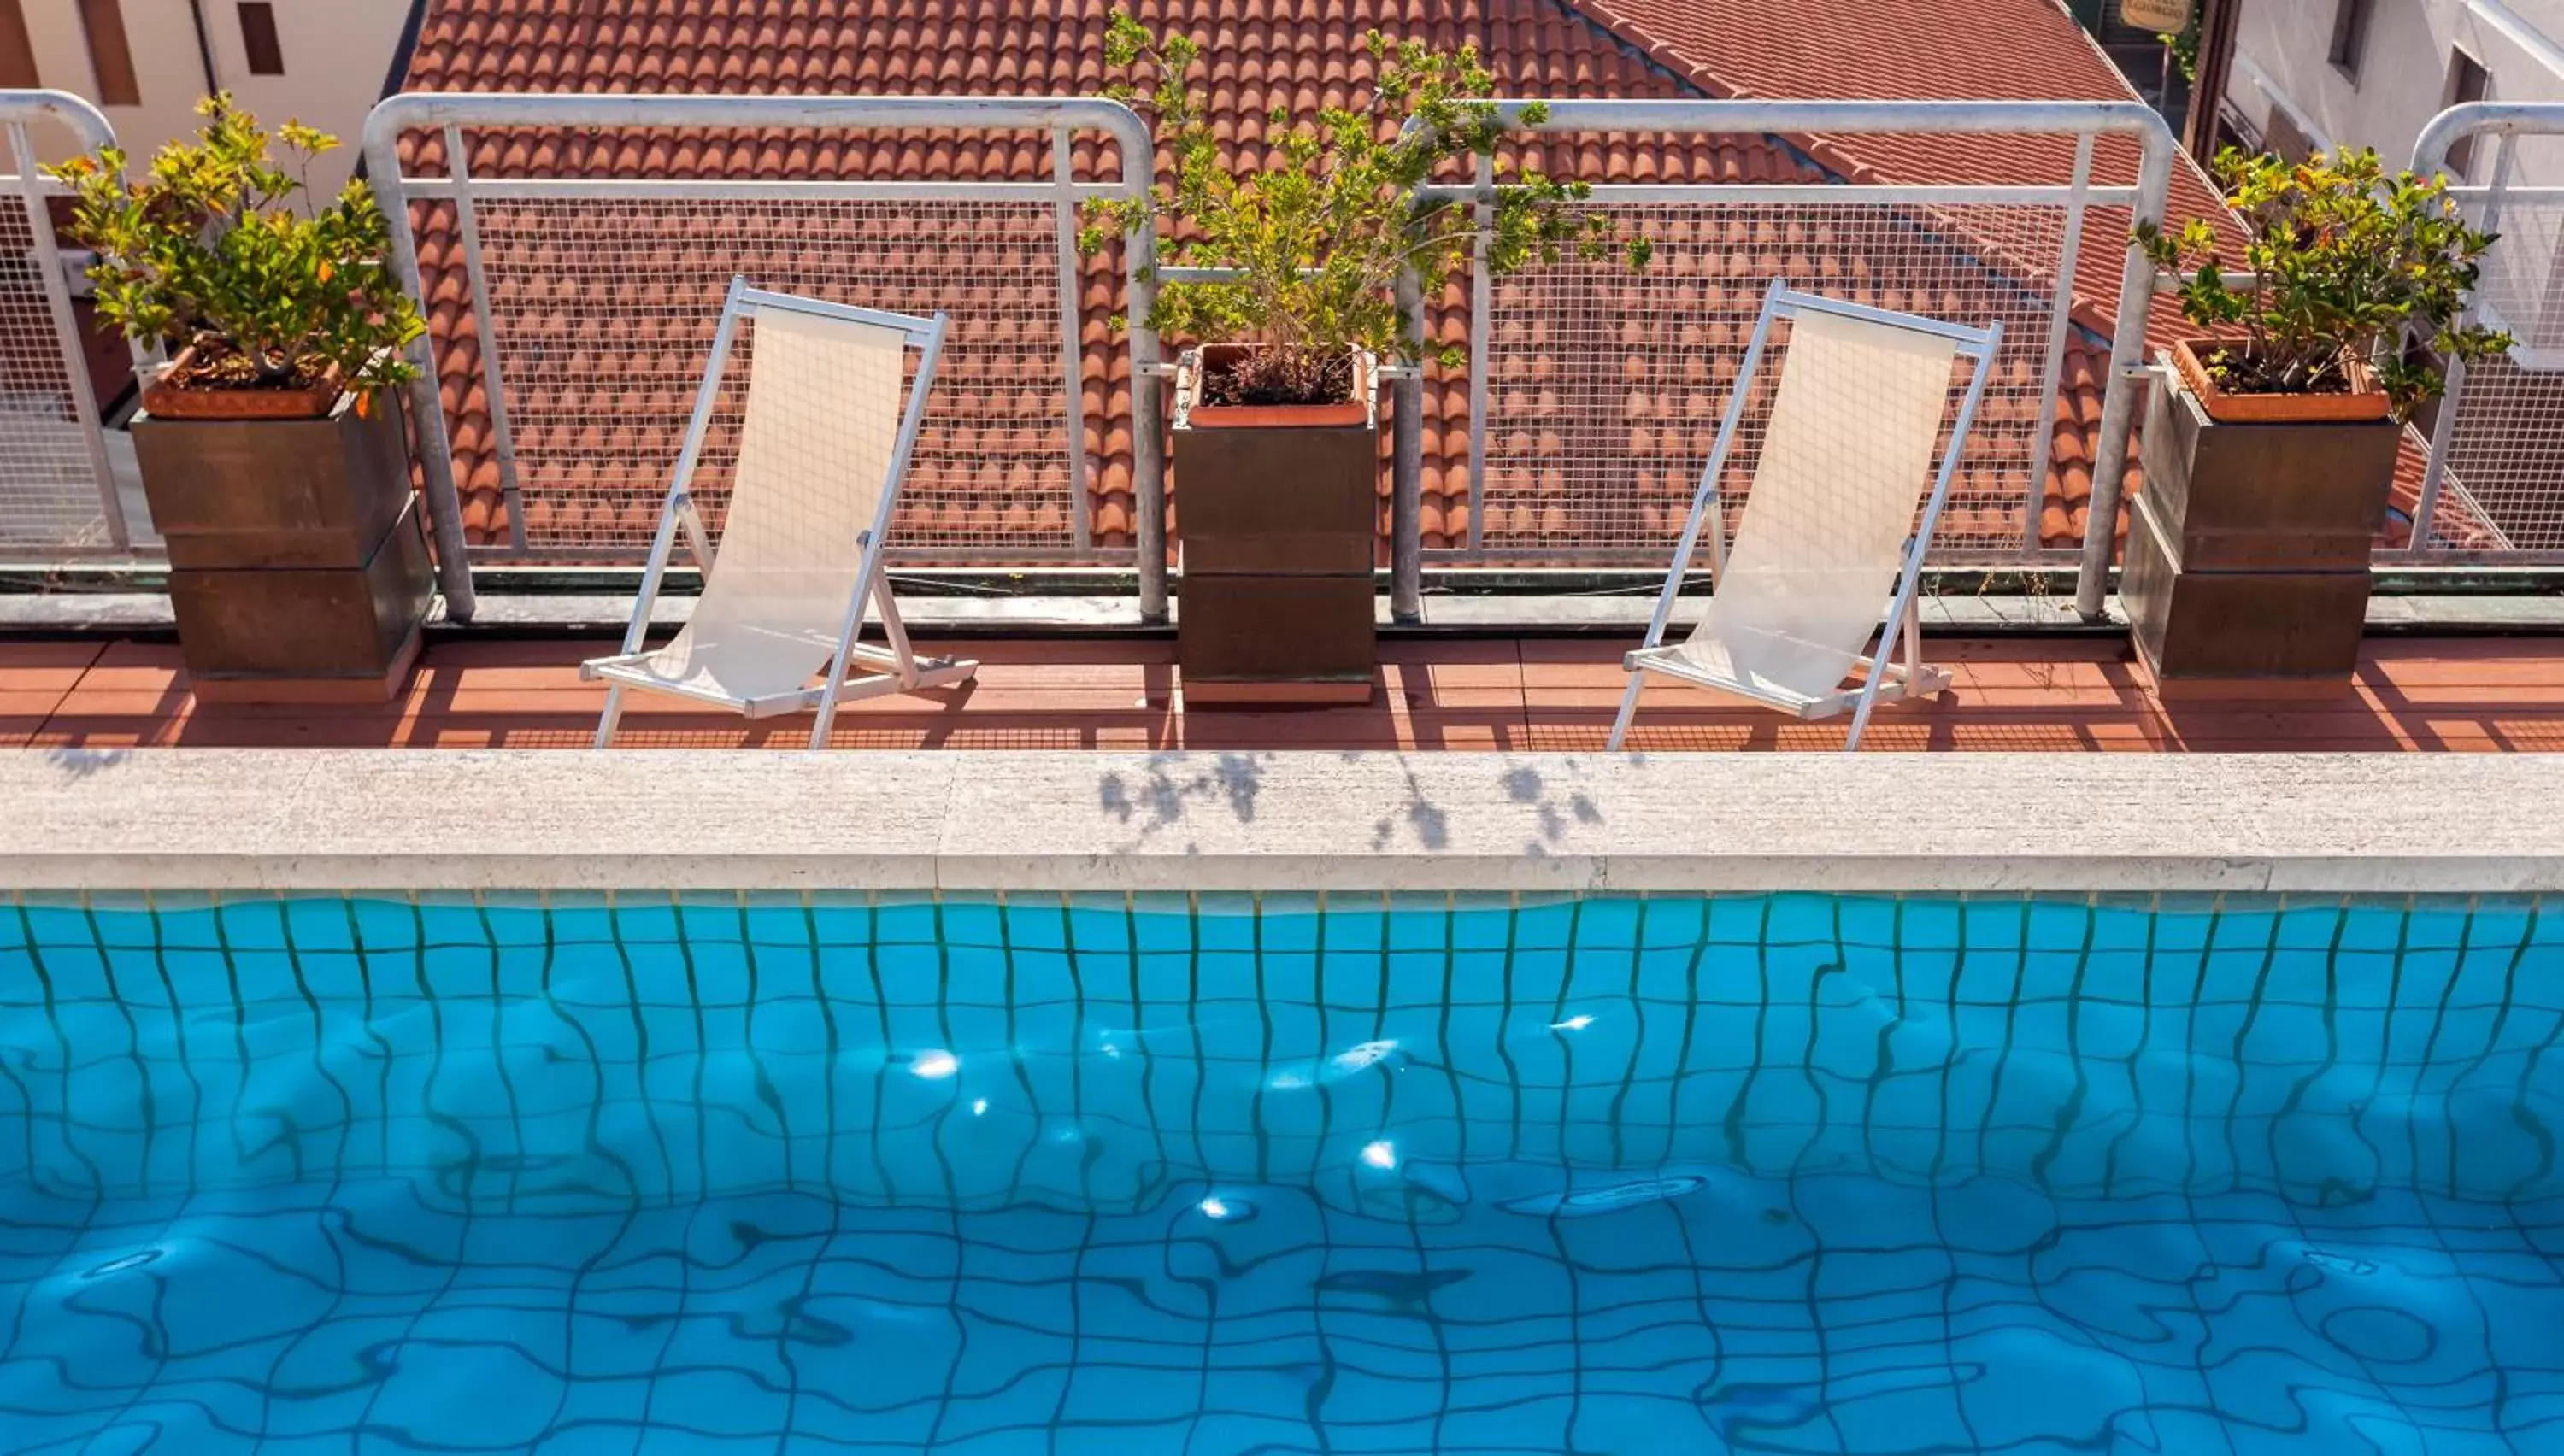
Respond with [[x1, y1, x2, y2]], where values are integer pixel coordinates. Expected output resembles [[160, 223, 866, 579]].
[[9, 635, 2564, 753]]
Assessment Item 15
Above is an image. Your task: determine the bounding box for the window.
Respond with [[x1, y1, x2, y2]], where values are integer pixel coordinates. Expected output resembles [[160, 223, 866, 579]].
[[0, 2, 38, 91], [2446, 50, 2491, 176], [2262, 108, 2316, 164], [236, 2, 282, 75], [75, 0, 138, 106], [2328, 0, 2374, 80]]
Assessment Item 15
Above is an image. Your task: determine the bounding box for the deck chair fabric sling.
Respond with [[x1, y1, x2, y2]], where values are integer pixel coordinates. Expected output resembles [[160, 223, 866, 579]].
[[585, 279, 977, 749], [1608, 281, 2002, 753]]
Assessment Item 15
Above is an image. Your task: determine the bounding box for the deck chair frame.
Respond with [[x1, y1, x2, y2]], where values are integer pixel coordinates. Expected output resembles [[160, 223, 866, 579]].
[[585, 279, 974, 749], [1608, 280, 2002, 754]]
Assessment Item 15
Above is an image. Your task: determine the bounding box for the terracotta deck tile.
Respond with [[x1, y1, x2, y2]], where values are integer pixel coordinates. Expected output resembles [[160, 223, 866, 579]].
[[1384, 655, 1526, 713], [0, 641, 107, 684], [21, 717, 192, 750], [0, 643, 104, 746], [9, 631, 2564, 755]]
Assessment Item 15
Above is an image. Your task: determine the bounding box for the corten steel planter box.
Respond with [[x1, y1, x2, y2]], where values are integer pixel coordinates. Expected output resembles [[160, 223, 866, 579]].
[[2124, 349, 2402, 684], [132, 389, 432, 703], [1173, 347, 1379, 706]]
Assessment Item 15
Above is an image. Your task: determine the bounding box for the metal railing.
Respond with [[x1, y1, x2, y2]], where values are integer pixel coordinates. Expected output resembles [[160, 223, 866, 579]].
[[362, 93, 1167, 621], [350, 91, 2185, 623], [2408, 102, 2564, 562], [0, 90, 132, 557], [33, 90, 2564, 609], [1393, 98, 2179, 620]]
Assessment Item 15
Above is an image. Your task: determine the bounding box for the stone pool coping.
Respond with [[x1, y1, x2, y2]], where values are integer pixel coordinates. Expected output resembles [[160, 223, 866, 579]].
[[3, 749, 2562, 894]]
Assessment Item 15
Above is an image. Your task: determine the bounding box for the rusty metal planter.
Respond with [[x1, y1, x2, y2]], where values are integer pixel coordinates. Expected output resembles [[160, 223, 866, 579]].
[[131, 390, 432, 702], [2125, 367, 2402, 684], [1173, 347, 1379, 705]]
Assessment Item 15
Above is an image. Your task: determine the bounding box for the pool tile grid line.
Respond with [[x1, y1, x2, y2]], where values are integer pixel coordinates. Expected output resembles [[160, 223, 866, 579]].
[[5, 893, 2564, 1450]]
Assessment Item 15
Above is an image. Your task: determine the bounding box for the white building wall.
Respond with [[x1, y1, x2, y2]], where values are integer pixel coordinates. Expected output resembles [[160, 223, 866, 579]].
[[10, 0, 411, 191], [2230, 0, 2564, 177], [203, 0, 416, 190]]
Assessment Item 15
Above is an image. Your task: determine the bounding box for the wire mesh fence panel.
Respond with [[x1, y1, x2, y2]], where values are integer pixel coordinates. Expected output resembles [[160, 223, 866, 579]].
[[444, 196, 1095, 563], [0, 186, 115, 555], [1462, 200, 2085, 564], [2430, 357, 2564, 551], [2426, 169, 2564, 554]]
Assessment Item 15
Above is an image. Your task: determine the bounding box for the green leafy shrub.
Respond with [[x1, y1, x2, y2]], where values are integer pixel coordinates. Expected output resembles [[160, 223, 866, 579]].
[[1080, 9, 1649, 406], [45, 94, 424, 402], [2159, 24, 2198, 85], [2134, 146, 2509, 421]]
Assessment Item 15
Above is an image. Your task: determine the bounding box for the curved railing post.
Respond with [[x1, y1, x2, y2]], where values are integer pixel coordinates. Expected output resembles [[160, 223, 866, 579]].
[[2072, 111, 2177, 619], [2403, 101, 2564, 558], [0, 89, 130, 555], [362, 98, 479, 619]]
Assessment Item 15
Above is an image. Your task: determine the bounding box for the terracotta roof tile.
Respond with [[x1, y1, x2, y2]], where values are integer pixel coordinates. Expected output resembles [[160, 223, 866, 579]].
[[399, 0, 2227, 559]]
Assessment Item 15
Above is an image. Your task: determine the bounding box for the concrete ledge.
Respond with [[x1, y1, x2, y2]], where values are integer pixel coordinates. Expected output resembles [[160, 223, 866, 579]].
[[6, 749, 2564, 894]]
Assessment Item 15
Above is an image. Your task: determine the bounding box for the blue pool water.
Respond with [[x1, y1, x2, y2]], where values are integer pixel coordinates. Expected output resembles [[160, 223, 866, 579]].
[[2, 891, 2561, 1453]]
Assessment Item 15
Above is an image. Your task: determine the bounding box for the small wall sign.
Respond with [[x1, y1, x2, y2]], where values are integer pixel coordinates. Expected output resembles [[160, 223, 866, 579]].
[[2120, 0, 2193, 31]]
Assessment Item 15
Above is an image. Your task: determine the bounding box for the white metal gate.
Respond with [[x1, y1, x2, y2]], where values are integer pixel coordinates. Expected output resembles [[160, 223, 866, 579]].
[[0, 90, 131, 557]]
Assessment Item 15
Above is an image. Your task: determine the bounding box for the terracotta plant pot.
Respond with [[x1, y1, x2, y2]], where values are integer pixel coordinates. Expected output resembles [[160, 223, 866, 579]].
[[2125, 345, 2402, 684], [1178, 343, 1379, 429], [139, 345, 344, 420], [1172, 344, 1379, 705], [2171, 338, 2390, 424]]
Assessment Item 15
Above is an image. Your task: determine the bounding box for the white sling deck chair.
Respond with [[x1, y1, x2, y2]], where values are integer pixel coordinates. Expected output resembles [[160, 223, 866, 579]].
[[1607, 281, 2002, 753], [585, 279, 978, 749]]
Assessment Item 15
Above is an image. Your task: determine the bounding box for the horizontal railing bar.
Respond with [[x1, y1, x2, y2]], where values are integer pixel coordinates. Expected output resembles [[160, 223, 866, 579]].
[[1157, 264, 1342, 284], [398, 176, 1124, 203], [1442, 97, 2174, 138], [1414, 182, 2141, 207], [2415, 100, 2564, 174], [1414, 548, 2081, 567], [2445, 185, 2564, 200], [2373, 549, 2564, 565], [0, 88, 114, 150], [368, 91, 1157, 195], [464, 548, 1139, 564]]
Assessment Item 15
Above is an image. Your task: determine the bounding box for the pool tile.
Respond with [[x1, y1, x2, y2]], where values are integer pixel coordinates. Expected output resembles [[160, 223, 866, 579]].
[[5, 890, 2563, 1451]]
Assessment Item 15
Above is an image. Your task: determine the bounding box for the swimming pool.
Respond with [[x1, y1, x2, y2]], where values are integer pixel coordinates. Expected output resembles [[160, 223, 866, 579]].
[[1, 890, 2558, 1453]]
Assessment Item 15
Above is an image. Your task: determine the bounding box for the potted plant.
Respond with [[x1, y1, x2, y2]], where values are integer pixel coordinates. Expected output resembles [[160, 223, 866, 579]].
[[2126, 147, 2507, 682], [48, 96, 432, 703], [1086, 12, 1646, 702]]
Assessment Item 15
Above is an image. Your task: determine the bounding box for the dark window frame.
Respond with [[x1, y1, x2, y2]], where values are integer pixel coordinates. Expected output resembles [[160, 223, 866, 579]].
[[2445, 48, 2491, 176], [75, 0, 138, 106], [2328, 0, 2375, 80], [2261, 107, 2316, 164], [236, 1, 282, 75], [0, 1, 38, 91]]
